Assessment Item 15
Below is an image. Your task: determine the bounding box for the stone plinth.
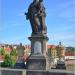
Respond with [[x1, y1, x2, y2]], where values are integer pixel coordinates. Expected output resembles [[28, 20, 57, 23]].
[[26, 55, 46, 70], [27, 34, 48, 70], [28, 35, 48, 55]]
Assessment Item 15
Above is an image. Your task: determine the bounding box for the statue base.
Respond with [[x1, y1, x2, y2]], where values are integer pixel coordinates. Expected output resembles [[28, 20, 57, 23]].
[[26, 54, 46, 70], [27, 34, 48, 70], [28, 34, 49, 55]]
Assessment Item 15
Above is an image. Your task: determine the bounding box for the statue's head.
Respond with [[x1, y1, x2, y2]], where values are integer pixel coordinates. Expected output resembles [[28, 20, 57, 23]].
[[39, 0, 43, 2], [33, 0, 39, 2]]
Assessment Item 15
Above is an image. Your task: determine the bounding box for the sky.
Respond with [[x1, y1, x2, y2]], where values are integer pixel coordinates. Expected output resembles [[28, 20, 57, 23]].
[[0, 0, 75, 47]]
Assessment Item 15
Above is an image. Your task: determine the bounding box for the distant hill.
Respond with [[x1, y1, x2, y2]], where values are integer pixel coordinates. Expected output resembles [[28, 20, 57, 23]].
[[65, 47, 75, 52]]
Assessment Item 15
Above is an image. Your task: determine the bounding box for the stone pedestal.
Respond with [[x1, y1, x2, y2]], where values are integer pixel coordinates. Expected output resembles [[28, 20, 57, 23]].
[[26, 55, 46, 70], [27, 34, 48, 70], [28, 35, 48, 55]]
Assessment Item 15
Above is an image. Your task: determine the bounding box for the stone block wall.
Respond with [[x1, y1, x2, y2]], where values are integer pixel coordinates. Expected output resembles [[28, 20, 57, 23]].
[[27, 70, 47, 75], [0, 68, 75, 75]]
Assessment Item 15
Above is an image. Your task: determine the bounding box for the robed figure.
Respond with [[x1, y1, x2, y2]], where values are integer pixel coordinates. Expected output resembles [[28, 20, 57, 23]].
[[25, 0, 47, 35]]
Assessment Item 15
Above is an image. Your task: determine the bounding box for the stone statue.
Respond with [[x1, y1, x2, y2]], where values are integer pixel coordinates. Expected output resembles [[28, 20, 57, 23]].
[[25, 0, 47, 35], [37, 0, 47, 34]]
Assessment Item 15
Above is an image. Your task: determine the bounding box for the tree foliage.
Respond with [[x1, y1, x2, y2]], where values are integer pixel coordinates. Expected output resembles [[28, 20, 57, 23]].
[[0, 48, 5, 55], [1, 54, 12, 67], [1, 48, 17, 67], [10, 48, 17, 56], [66, 47, 75, 52]]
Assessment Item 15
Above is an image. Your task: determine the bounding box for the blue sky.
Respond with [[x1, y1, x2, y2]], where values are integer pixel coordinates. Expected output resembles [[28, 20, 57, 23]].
[[0, 0, 75, 47]]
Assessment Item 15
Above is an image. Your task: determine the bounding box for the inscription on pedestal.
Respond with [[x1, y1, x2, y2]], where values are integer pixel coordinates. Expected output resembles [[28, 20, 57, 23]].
[[34, 41, 41, 54]]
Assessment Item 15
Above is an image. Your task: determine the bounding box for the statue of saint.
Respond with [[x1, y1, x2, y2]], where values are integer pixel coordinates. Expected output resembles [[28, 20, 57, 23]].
[[25, 0, 47, 35], [37, 0, 47, 34]]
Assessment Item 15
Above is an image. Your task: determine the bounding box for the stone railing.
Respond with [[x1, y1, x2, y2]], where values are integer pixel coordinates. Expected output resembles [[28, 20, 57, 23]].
[[0, 68, 26, 75], [0, 68, 75, 75]]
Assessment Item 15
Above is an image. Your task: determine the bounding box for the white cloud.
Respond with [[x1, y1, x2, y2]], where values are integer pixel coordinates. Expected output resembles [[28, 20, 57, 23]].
[[54, 25, 74, 32], [49, 33, 75, 41], [48, 32, 75, 46], [1, 35, 27, 44]]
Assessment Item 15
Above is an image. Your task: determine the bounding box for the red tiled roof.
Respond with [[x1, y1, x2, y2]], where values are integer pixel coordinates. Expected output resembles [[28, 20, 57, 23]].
[[4, 47, 12, 52], [65, 52, 75, 56], [47, 45, 56, 49]]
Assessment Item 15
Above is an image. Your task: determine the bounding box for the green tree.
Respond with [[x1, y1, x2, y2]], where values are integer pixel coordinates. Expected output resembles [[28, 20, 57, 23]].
[[0, 48, 5, 55], [66, 47, 75, 52], [1, 48, 17, 67], [1, 54, 12, 67], [10, 48, 17, 56], [10, 48, 17, 67]]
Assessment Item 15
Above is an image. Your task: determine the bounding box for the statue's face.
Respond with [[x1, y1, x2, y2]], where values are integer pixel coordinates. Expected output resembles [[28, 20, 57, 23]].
[[34, 0, 39, 2], [39, 0, 43, 2]]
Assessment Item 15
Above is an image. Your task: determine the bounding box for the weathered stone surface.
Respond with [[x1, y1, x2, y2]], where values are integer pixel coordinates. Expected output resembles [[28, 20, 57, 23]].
[[26, 0, 49, 69], [25, 0, 47, 34], [28, 35, 48, 55], [1, 70, 22, 75], [34, 41, 42, 54], [0, 68, 75, 75], [27, 33, 48, 70], [26, 55, 46, 70], [26, 70, 47, 75]]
